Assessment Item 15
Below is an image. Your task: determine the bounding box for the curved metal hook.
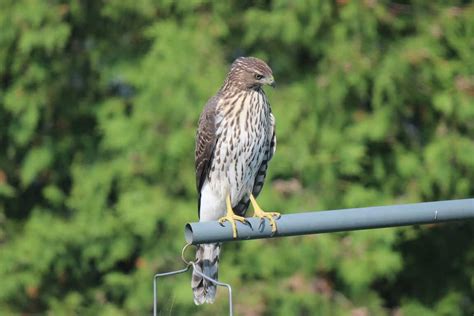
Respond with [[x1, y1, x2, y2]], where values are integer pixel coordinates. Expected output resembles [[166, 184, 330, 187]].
[[181, 242, 198, 265], [153, 243, 233, 316], [190, 261, 233, 316]]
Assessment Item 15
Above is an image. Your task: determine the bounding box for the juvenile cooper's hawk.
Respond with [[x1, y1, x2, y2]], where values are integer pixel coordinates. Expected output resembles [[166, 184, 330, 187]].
[[192, 57, 279, 304]]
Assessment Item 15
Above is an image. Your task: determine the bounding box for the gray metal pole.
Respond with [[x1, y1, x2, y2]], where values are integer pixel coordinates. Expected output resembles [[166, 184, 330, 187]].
[[185, 198, 474, 245]]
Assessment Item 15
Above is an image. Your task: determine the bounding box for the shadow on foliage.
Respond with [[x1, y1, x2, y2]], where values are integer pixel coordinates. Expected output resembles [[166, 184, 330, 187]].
[[377, 221, 474, 311]]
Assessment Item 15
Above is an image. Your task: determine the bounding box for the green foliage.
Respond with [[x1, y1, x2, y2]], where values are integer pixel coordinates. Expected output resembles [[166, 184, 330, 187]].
[[1, 0, 473, 314]]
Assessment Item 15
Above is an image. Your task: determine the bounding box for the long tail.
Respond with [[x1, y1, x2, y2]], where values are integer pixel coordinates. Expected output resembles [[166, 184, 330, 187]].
[[191, 243, 221, 305]]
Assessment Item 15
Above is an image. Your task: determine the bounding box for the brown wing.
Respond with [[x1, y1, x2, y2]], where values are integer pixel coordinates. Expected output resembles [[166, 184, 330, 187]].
[[234, 111, 276, 216], [195, 95, 220, 217]]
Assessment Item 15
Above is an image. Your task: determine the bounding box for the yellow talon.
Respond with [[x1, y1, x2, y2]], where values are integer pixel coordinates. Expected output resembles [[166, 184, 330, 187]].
[[218, 194, 247, 238], [249, 194, 280, 233]]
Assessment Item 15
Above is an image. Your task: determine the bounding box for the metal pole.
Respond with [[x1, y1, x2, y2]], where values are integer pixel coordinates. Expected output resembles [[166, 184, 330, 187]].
[[153, 266, 190, 316], [185, 198, 474, 244], [153, 264, 234, 316]]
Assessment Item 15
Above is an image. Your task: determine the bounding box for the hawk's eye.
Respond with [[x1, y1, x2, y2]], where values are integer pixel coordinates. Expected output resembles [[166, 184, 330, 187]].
[[254, 74, 263, 80]]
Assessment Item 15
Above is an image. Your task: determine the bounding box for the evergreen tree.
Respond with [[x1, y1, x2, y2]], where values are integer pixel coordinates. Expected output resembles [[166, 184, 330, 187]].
[[0, 1, 473, 314]]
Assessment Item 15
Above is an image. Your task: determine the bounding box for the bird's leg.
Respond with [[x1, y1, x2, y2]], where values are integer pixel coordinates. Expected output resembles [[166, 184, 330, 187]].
[[218, 194, 247, 238], [249, 194, 280, 233]]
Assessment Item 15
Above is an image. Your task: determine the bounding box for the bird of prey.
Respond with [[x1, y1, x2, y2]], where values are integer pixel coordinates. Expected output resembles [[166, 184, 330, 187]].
[[192, 57, 279, 305]]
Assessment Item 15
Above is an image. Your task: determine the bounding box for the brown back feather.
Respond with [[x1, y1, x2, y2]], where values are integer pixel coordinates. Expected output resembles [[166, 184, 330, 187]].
[[195, 95, 219, 218]]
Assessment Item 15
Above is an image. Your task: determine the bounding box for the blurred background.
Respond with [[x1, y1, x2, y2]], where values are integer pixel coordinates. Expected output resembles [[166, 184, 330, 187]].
[[1, 0, 473, 315]]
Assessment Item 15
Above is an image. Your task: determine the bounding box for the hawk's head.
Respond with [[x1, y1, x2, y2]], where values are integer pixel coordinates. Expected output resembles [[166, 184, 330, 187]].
[[226, 57, 275, 90]]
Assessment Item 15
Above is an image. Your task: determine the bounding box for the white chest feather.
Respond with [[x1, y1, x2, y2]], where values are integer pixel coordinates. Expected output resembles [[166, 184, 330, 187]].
[[199, 90, 271, 221]]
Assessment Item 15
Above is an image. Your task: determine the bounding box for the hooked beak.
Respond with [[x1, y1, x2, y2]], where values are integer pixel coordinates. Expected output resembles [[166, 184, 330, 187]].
[[268, 75, 276, 88]]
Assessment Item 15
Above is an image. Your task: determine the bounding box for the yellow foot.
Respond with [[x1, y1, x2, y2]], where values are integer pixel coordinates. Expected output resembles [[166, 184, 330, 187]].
[[218, 213, 247, 238], [218, 194, 248, 238], [249, 194, 280, 234]]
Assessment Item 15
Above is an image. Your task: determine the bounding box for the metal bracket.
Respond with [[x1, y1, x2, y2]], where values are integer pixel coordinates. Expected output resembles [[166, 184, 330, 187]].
[[153, 244, 234, 316]]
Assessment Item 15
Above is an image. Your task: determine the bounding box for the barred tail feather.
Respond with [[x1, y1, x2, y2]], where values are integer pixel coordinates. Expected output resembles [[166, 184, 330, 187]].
[[192, 243, 221, 305]]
